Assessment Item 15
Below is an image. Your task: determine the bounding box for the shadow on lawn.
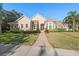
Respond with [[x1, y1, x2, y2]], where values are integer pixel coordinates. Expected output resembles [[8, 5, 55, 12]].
[[0, 44, 20, 56], [63, 33, 79, 39]]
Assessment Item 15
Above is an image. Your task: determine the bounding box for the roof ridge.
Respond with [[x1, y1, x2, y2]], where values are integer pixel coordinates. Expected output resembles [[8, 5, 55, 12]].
[[32, 13, 46, 21], [16, 15, 24, 22]]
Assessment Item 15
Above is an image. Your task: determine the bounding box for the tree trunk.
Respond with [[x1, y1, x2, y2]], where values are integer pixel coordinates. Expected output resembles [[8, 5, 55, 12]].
[[73, 19, 75, 32], [0, 16, 2, 34], [76, 24, 78, 31], [0, 24, 2, 34]]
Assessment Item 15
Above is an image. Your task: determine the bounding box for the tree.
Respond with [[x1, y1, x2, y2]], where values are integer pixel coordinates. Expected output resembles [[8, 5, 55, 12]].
[[64, 11, 79, 32], [0, 16, 2, 33], [68, 11, 77, 32], [0, 3, 3, 33], [0, 3, 23, 32], [0, 8, 23, 32]]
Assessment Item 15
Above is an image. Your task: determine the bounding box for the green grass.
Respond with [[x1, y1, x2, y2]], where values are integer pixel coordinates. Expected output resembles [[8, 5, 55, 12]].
[[0, 32, 38, 45], [47, 32, 79, 50]]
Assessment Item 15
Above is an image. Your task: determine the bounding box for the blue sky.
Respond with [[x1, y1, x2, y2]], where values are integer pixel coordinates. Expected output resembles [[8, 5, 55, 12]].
[[3, 3, 79, 21]]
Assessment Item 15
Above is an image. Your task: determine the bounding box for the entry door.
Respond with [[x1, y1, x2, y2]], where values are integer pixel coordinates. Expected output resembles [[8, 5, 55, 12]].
[[41, 24, 44, 30]]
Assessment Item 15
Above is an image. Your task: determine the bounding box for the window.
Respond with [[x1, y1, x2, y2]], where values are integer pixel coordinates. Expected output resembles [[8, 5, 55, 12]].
[[41, 24, 44, 30], [21, 24, 23, 28], [33, 24, 37, 29], [49, 23, 52, 29], [49, 25, 52, 29], [26, 24, 28, 28]]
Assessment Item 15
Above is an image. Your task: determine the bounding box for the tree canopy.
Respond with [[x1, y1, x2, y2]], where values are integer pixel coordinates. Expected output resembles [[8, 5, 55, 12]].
[[0, 5, 23, 32], [64, 11, 79, 31]]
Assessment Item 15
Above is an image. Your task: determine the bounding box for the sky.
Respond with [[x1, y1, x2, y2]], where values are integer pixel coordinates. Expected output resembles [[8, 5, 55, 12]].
[[3, 3, 79, 21]]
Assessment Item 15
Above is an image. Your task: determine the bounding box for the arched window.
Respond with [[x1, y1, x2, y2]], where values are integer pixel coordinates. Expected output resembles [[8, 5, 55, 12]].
[[49, 23, 52, 29]]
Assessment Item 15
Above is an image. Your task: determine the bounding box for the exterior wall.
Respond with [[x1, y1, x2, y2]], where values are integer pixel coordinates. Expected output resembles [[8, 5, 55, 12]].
[[64, 24, 69, 31], [32, 14, 46, 30], [17, 16, 30, 31], [11, 14, 69, 31], [8, 22, 19, 31], [12, 23, 18, 31], [56, 25, 64, 29], [45, 22, 55, 30], [30, 21, 39, 30]]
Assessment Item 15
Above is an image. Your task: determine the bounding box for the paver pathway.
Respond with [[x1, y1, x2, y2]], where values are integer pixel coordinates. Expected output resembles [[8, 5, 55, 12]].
[[27, 31, 56, 56]]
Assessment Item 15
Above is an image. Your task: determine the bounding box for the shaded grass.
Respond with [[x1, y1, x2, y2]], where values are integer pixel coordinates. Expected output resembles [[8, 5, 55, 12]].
[[47, 32, 79, 50], [0, 32, 38, 45]]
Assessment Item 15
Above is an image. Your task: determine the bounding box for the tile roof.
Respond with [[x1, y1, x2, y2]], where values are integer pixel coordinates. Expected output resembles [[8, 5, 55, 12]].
[[46, 19, 64, 26]]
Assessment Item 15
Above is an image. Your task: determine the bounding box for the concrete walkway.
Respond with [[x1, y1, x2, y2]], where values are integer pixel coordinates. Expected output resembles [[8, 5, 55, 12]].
[[26, 32, 56, 56]]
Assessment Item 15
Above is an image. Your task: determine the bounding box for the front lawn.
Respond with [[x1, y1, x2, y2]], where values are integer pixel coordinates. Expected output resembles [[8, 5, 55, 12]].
[[47, 32, 79, 50], [0, 32, 38, 45]]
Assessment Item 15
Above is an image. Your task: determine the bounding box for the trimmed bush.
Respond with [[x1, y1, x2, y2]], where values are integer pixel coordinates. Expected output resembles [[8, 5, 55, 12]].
[[45, 28, 66, 33], [57, 28, 66, 32], [45, 29, 49, 33], [7, 30, 40, 34], [31, 30, 40, 33]]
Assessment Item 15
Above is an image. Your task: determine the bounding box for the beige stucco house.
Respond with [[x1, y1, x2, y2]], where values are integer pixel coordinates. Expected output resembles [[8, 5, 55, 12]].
[[45, 19, 56, 30], [16, 16, 30, 31], [9, 13, 68, 31], [45, 19, 69, 31], [9, 16, 30, 31]]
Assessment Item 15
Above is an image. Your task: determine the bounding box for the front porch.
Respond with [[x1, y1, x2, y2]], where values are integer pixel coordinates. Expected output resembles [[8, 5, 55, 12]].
[[31, 20, 45, 31]]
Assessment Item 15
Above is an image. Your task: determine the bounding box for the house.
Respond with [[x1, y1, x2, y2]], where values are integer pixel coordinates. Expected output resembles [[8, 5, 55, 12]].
[[45, 19, 56, 30], [45, 19, 68, 30], [31, 13, 45, 30], [9, 15, 30, 31], [9, 13, 68, 31]]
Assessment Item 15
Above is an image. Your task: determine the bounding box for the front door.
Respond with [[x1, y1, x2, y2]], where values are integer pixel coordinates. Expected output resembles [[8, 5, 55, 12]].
[[40, 24, 44, 30]]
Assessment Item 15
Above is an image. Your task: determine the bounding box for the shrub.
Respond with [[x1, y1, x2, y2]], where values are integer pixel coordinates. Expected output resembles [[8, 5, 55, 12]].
[[45, 29, 49, 33], [8, 30, 40, 34], [45, 28, 66, 33], [31, 30, 40, 33], [57, 28, 66, 32]]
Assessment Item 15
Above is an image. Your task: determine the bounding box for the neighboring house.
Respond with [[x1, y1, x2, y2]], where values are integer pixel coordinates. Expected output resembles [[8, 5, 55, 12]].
[[9, 13, 68, 31]]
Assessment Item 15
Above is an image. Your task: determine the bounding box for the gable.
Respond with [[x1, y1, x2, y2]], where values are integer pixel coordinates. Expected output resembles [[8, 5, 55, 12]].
[[32, 13, 46, 21], [16, 16, 30, 24]]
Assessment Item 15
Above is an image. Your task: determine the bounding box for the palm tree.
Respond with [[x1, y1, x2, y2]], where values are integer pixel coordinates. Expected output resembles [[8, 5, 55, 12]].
[[64, 15, 73, 30], [68, 11, 77, 32], [74, 14, 79, 30], [64, 11, 79, 32]]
